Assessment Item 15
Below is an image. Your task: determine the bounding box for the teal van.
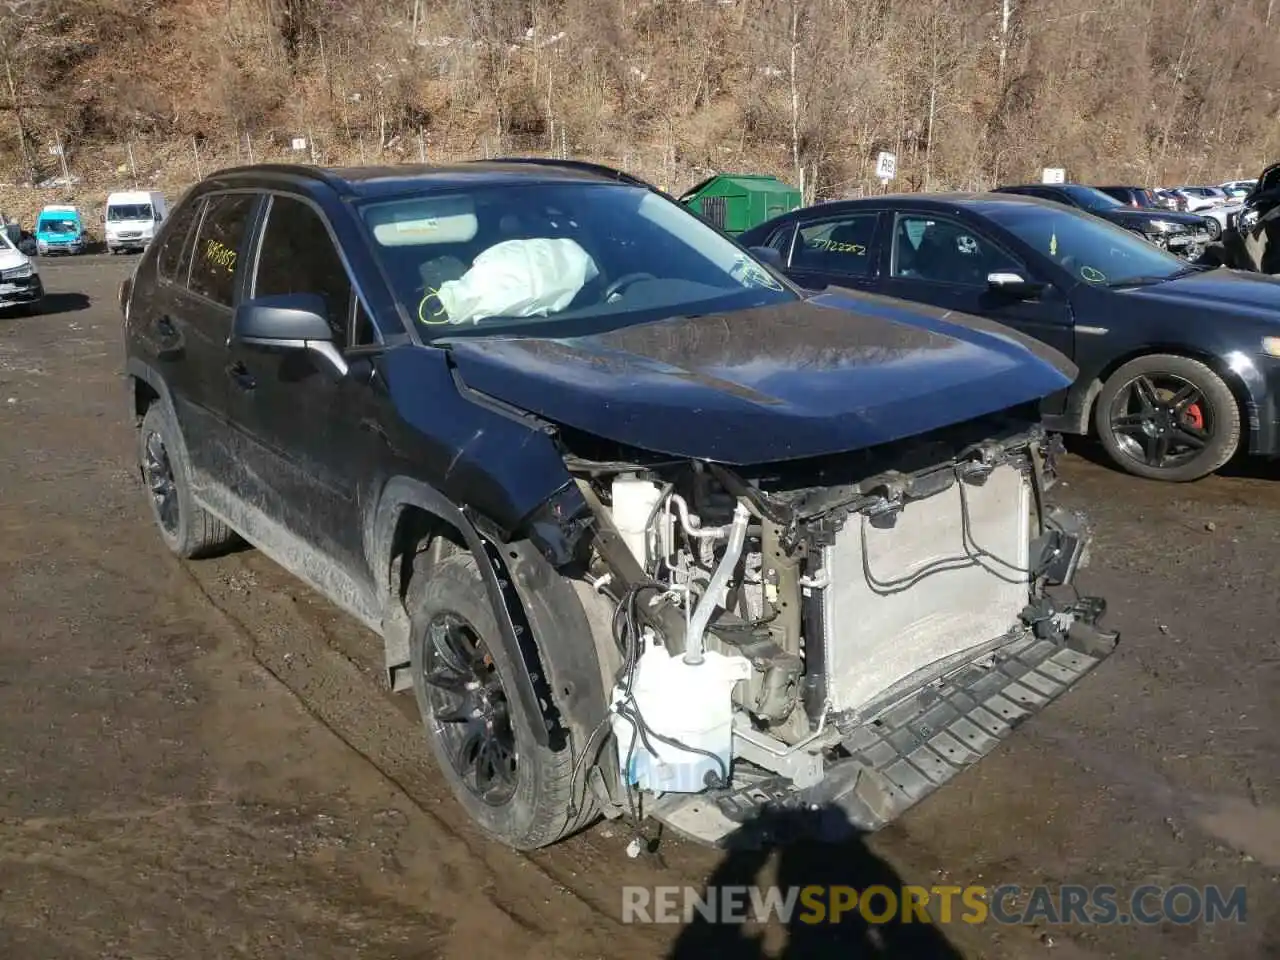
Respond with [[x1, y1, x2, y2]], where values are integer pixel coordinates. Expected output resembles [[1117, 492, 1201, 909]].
[[35, 205, 86, 255]]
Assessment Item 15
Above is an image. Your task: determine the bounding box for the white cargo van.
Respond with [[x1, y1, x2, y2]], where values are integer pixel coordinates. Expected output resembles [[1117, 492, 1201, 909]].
[[104, 191, 168, 254]]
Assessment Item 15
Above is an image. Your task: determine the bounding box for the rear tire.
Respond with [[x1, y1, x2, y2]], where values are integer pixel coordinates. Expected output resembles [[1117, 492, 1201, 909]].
[[408, 552, 595, 849], [137, 403, 238, 558], [1204, 217, 1222, 241], [1094, 354, 1240, 482]]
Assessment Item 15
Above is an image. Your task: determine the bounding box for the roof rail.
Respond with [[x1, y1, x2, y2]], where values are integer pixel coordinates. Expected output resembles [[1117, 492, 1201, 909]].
[[206, 163, 348, 191], [478, 157, 653, 189]]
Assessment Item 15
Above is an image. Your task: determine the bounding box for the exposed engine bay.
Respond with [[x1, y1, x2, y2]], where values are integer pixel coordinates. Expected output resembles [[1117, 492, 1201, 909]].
[[562, 410, 1118, 844]]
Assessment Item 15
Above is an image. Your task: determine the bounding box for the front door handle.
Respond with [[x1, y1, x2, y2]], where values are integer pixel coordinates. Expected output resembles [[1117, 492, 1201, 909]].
[[156, 315, 177, 337], [226, 360, 257, 391]]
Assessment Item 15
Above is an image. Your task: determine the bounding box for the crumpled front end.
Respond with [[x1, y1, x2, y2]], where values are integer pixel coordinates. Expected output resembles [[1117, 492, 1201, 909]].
[[562, 409, 1117, 847]]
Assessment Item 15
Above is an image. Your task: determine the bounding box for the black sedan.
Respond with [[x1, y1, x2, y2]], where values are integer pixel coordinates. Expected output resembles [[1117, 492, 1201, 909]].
[[739, 193, 1280, 482]]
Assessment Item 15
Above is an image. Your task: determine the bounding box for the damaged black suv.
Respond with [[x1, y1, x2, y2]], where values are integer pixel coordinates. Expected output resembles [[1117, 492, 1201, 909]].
[[120, 161, 1116, 850]]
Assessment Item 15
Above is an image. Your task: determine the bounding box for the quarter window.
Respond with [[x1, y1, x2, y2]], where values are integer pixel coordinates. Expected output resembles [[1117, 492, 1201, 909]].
[[891, 214, 1022, 286], [790, 214, 878, 277], [188, 193, 257, 307], [254, 196, 357, 344]]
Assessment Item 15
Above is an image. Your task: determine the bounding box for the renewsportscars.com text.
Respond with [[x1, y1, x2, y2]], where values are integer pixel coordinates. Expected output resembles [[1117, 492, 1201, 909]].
[[621, 884, 1248, 926]]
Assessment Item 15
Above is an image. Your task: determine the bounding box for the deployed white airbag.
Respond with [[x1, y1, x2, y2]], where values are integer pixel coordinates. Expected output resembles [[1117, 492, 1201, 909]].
[[436, 238, 599, 325]]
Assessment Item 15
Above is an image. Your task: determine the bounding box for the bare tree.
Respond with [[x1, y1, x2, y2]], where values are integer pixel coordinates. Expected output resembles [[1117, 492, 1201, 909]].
[[0, 0, 56, 182]]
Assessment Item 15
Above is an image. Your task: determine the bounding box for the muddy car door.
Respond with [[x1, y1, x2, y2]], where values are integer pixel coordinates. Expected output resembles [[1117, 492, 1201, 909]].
[[140, 191, 260, 493], [223, 193, 380, 614]]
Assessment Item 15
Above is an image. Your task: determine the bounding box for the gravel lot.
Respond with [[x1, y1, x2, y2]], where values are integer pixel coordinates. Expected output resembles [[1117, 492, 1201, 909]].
[[0, 255, 1276, 959]]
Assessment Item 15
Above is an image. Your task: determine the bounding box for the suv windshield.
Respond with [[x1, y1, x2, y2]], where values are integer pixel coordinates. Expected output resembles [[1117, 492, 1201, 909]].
[[358, 182, 793, 335], [107, 204, 152, 221], [1059, 185, 1126, 211], [986, 202, 1191, 287]]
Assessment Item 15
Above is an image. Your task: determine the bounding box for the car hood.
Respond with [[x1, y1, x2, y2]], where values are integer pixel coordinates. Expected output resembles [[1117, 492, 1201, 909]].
[[0, 248, 28, 270], [440, 293, 1076, 464], [1100, 208, 1206, 230], [1120, 268, 1280, 316]]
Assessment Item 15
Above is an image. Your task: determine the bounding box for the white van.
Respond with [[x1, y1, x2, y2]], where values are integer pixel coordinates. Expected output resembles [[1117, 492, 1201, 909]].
[[104, 191, 168, 254]]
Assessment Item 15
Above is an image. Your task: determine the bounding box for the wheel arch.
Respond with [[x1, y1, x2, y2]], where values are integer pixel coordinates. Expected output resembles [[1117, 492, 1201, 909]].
[[125, 359, 199, 469], [1071, 345, 1254, 444], [372, 477, 610, 754]]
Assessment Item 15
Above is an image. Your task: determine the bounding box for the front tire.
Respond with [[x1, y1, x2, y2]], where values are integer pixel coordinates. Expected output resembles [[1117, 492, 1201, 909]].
[[1204, 217, 1222, 241], [137, 403, 238, 557], [408, 552, 593, 849], [1094, 354, 1240, 481]]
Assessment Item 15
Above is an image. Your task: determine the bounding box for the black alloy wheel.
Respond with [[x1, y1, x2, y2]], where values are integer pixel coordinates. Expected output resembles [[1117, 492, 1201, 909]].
[[407, 551, 595, 849], [136, 402, 238, 557], [419, 611, 519, 805], [142, 428, 180, 535], [1095, 354, 1240, 482]]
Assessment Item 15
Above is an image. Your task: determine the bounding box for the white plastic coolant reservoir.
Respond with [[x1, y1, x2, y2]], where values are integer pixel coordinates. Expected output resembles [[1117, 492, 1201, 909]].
[[611, 644, 752, 794], [610, 477, 665, 568]]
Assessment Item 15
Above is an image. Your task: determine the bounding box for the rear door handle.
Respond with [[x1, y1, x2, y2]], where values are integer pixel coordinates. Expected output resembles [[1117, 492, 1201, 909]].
[[226, 360, 257, 391], [156, 315, 177, 337]]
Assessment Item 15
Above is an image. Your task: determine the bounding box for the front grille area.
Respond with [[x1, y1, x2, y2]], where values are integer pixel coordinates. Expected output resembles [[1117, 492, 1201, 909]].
[[819, 462, 1031, 714], [0, 266, 30, 281]]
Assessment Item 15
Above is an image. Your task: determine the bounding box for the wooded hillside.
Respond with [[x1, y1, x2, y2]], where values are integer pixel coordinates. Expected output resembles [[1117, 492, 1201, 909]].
[[1, 0, 1277, 204]]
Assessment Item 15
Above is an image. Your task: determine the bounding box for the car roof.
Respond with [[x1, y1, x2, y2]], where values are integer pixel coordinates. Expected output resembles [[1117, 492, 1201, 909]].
[[800, 192, 1066, 214], [203, 159, 649, 201]]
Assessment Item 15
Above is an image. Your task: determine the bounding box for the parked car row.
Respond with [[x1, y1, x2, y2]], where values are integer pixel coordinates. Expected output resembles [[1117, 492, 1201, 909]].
[[997, 182, 1217, 248], [0, 190, 168, 266]]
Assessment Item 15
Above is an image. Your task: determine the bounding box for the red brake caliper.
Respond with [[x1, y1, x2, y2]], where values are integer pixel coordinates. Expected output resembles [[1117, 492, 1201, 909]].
[[1184, 403, 1205, 431]]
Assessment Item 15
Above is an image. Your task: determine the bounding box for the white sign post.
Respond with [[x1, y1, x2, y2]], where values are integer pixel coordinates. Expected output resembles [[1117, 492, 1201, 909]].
[[1041, 167, 1066, 184], [875, 151, 897, 188]]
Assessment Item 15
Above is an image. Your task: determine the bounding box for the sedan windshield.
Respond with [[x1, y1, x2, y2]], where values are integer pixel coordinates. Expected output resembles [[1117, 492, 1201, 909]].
[[358, 182, 793, 335], [1059, 185, 1126, 211], [985, 203, 1192, 287]]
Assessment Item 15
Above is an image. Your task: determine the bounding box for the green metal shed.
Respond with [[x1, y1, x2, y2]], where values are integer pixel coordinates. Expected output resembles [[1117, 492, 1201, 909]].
[[678, 173, 802, 236]]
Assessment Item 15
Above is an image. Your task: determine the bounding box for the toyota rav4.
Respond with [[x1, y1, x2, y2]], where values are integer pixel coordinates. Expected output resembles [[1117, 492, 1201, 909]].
[[119, 161, 1117, 849]]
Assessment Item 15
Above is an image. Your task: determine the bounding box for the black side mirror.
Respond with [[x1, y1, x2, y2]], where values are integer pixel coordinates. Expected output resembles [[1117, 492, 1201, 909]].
[[231, 293, 348, 378], [987, 271, 1046, 300], [749, 245, 784, 269]]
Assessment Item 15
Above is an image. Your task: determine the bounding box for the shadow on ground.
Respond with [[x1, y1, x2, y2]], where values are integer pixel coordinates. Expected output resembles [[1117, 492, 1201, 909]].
[[666, 806, 963, 960], [40, 292, 92, 316], [2, 292, 94, 319]]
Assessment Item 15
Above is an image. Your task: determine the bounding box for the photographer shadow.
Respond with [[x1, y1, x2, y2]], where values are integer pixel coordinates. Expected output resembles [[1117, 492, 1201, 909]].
[[667, 804, 964, 960]]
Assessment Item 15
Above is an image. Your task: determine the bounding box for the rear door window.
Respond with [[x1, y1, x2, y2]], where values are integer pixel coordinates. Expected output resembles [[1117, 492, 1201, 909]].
[[790, 214, 879, 277], [188, 193, 258, 307], [156, 197, 203, 284]]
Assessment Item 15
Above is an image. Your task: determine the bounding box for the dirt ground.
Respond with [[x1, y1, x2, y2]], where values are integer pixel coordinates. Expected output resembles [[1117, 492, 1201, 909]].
[[0, 256, 1277, 960]]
